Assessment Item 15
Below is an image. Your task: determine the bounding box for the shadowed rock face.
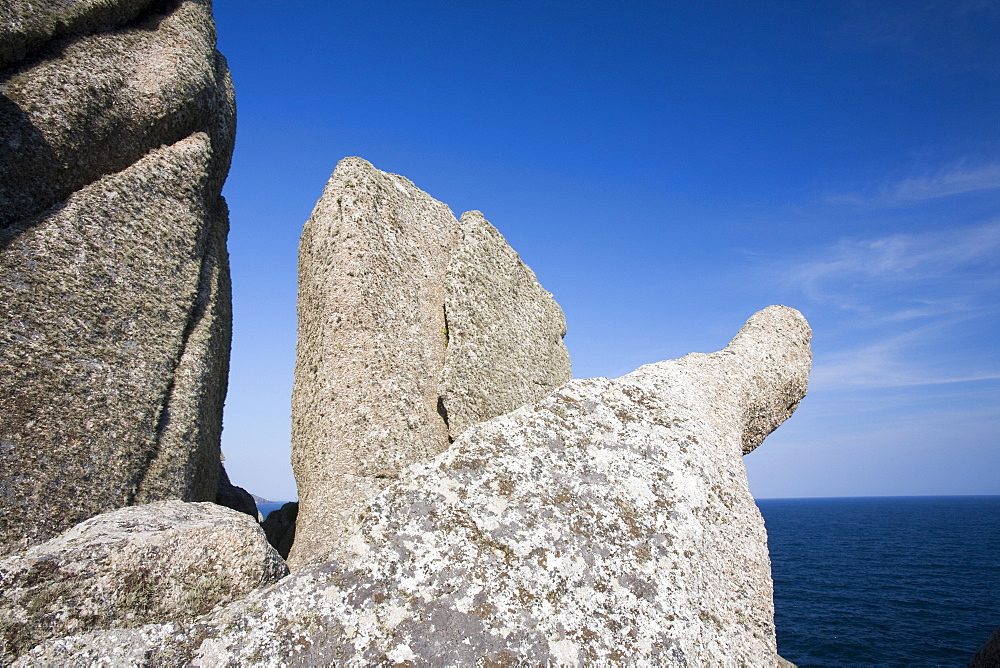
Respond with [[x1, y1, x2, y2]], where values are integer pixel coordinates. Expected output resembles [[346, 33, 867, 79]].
[[0, 0, 234, 555], [0, 501, 287, 662], [971, 625, 1000, 667], [20, 306, 809, 666], [290, 158, 571, 568]]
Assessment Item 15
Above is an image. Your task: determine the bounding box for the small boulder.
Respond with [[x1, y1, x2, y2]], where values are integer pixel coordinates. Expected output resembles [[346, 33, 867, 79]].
[[0, 501, 287, 662]]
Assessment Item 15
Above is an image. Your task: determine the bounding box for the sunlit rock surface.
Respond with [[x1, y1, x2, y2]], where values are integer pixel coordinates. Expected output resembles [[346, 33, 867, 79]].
[[22, 306, 809, 666], [290, 158, 570, 568], [0, 501, 287, 662]]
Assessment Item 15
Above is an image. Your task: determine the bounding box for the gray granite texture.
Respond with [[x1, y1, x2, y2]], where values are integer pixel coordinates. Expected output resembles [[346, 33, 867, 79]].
[[19, 306, 810, 666], [290, 158, 570, 568], [440, 210, 571, 437], [0, 501, 287, 663], [0, 0, 234, 555]]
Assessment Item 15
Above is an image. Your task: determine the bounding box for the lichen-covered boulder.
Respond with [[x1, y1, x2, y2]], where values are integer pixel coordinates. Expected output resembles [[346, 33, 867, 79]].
[[21, 306, 809, 666], [290, 158, 570, 568], [0, 0, 234, 555], [0, 501, 287, 663]]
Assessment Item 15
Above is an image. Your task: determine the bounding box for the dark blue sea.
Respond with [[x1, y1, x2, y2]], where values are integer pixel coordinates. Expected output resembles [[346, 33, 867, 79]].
[[257, 501, 288, 519], [758, 496, 1000, 667]]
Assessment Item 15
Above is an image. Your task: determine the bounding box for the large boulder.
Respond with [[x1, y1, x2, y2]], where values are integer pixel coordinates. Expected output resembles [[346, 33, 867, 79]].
[[20, 306, 810, 666], [0, 0, 234, 555], [0, 501, 287, 663], [290, 158, 570, 567], [440, 210, 573, 437]]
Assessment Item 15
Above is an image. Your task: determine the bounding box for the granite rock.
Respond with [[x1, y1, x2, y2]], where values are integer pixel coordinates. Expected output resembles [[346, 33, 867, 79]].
[[0, 501, 287, 663], [0, 0, 155, 69], [261, 502, 298, 561], [21, 306, 809, 666], [440, 210, 571, 438], [290, 158, 570, 568], [0, 0, 234, 554]]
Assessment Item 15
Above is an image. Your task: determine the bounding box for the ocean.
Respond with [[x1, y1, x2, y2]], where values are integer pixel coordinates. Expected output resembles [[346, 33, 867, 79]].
[[758, 496, 1000, 667], [257, 501, 288, 519]]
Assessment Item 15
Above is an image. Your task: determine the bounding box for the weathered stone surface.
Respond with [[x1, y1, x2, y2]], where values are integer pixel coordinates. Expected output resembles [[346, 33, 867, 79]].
[[0, 501, 287, 663], [215, 464, 259, 520], [0, 0, 234, 555], [440, 210, 571, 437], [0, 0, 234, 229], [971, 625, 1000, 667], [290, 158, 570, 568], [23, 306, 809, 666], [0, 0, 155, 69]]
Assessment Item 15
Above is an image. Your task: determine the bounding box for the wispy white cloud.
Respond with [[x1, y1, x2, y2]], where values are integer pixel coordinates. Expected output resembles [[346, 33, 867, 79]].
[[829, 164, 1000, 207], [787, 220, 1000, 318], [812, 332, 1000, 390], [783, 221, 1000, 390]]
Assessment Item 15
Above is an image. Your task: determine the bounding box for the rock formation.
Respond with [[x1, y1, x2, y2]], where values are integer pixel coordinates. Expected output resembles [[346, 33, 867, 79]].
[[440, 210, 574, 437], [971, 625, 1000, 667], [0, 501, 287, 662], [290, 158, 571, 567], [19, 306, 810, 666], [0, 0, 234, 555], [214, 464, 259, 520]]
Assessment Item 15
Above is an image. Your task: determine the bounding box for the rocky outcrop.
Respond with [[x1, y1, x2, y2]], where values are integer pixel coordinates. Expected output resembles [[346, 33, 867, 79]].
[[20, 306, 810, 666], [0, 501, 287, 662], [214, 464, 259, 520], [290, 158, 570, 568], [0, 0, 234, 555], [971, 625, 1000, 667]]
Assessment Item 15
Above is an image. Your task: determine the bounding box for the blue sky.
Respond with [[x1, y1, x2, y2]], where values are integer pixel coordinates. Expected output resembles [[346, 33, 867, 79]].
[[212, 1, 999, 501]]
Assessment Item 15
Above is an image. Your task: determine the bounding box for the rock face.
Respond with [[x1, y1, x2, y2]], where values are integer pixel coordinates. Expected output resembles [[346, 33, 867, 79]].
[[971, 625, 1000, 667], [0, 501, 287, 662], [21, 306, 810, 666], [290, 158, 570, 567], [214, 464, 259, 521], [261, 502, 298, 561], [440, 210, 573, 437], [0, 0, 234, 555]]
